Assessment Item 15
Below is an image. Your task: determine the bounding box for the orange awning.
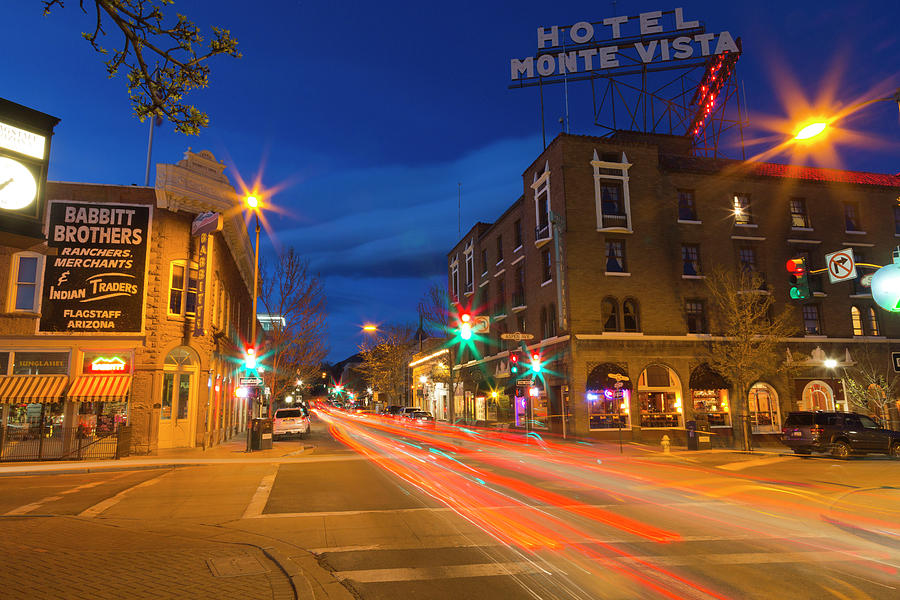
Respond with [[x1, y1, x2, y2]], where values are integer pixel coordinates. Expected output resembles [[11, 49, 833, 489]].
[[67, 375, 132, 402], [0, 375, 69, 404]]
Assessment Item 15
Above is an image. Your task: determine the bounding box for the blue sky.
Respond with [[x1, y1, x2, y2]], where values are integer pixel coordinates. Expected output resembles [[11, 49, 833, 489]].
[[5, 1, 899, 360]]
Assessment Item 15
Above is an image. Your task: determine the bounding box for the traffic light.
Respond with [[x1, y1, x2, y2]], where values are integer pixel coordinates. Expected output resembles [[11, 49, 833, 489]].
[[786, 257, 810, 299], [244, 347, 257, 370], [459, 312, 472, 340], [530, 352, 542, 373], [509, 353, 520, 374]]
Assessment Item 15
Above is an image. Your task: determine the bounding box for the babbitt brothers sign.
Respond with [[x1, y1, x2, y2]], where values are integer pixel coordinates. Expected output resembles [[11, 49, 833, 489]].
[[39, 201, 152, 334]]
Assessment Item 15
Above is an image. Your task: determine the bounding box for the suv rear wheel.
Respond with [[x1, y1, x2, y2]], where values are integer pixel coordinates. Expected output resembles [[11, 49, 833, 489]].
[[890, 442, 900, 459], [832, 440, 852, 459]]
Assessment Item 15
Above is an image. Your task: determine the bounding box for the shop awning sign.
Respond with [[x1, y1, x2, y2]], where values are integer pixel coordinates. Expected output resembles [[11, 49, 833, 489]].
[[826, 248, 857, 284]]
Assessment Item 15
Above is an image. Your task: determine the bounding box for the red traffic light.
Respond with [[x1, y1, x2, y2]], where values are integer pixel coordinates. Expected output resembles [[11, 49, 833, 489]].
[[786, 258, 805, 275], [510, 353, 519, 363], [460, 312, 471, 323], [532, 352, 540, 362]]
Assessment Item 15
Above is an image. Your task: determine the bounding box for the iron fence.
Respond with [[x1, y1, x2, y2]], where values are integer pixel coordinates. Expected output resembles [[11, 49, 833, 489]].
[[0, 424, 127, 462]]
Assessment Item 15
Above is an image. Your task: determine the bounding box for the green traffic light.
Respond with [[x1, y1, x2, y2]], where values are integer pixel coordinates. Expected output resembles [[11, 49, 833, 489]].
[[511, 365, 518, 374], [790, 287, 801, 299]]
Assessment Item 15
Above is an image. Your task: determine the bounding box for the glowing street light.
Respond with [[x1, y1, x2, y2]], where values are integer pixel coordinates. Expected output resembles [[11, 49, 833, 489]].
[[824, 358, 838, 369], [794, 121, 827, 141], [362, 324, 378, 332]]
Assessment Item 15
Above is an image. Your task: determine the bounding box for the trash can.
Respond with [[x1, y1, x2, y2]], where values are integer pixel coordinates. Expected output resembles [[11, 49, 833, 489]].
[[686, 420, 698, 451], [250, 418, 273, 450], [696, 419, 712, 450]]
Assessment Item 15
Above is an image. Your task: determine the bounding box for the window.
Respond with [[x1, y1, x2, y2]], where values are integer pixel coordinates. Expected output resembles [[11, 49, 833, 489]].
[[844, 201, 862, 231], [496, 276, 506, 315], [738, 246, 757, 272], [895, 206, 900, 235], [496, 236, 503, 263], [867, 307, 880, 336], [536, 189, 550, 240], [682, 244, 701, 276], [547, 303, 557, 337], [605, 240, 626, 273], [480, 249, 488, 276], [168, 261, 199, 316], [450, 261, 459, 300], [733, 194, 753, 225], [802, 304, 822, 335], [602, 297, 619, 331], [790, 198, 810, 228], [11, 253, 42, 312], [623, 298, 640, 332], [851, 306, 864, 336], [464, 246, 474, 294], [541, 249, 552, 282], [685, 300, 707, 333], [513, 267, 525, 307], [678, 190, 697, 221], [516, 315, 526, 333], [514, 220, 523, 248], [593, 149, 632, 230]]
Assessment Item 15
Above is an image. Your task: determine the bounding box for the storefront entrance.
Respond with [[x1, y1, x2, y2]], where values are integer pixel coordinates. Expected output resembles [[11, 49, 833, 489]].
[[800, 380, 835, 411], [158, 347, 199, 448], [749, 382, 781, 433]]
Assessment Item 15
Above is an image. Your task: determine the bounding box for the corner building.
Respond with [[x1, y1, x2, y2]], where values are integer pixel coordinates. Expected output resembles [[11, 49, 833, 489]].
[[1, 150, 254, 455], [448, 132, 900, 446]]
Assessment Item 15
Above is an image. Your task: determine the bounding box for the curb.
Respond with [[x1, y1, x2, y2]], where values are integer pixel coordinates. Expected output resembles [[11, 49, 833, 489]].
[[0, 461, 206, 478]]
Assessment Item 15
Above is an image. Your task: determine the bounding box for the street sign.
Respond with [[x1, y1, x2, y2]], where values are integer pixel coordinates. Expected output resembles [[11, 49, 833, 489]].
[[517, 378, 534, 386], [501, 332, 535, 341], [826, 248, 857, 284], [892, 352, 900, 373], [239, 376, 263, 387], [472, 315, 490, 333], [191, 211, 222, 236]]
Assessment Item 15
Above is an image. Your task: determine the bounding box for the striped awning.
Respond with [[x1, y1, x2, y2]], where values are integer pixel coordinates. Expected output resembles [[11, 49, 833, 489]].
[[67, 375, 132, 402], [0, 375, 69, 404]]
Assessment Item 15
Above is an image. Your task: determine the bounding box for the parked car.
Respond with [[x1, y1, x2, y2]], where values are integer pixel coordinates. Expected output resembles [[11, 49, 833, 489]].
[[384, 405, 404, 418], [398, 407, 423, 421], [407, 410, 436, 428], [780, 411, 900, 458], [273, 407, 311, 440]]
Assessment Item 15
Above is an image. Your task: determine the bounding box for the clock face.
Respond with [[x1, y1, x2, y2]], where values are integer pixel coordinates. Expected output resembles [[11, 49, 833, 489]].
[[0, 156, 38, 211]]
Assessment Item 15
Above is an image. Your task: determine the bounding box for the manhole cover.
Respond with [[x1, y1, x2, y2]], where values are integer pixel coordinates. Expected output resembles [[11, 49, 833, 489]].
[[207, 555, 270, 577]]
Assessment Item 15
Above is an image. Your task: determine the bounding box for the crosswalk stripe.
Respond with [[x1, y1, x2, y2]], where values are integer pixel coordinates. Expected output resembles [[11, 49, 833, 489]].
[[333, 561, 541, 583]]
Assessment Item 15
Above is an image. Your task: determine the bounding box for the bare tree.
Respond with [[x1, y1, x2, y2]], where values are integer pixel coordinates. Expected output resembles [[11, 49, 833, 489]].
[[705, 266, 800, 451], [42, 0, 240, 134], [842, 344, 898, 427], [258, 249, 328, 412], [357, 325, 415, 404], [417, 282, 450, 337]]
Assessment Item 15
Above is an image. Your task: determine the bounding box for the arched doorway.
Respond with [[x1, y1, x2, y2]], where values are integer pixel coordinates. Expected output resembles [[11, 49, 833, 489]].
[[800, 380, 834, 411], [158, 346, 200, 448], [637, 364, 683, 429], [748, 382, 781, 433]]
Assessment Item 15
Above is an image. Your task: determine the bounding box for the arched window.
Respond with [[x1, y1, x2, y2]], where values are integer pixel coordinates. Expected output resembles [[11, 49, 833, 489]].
[[850, 306, 863, 336], [867, 307, 880, 336], [623, 298, 640, 332], [548, 303, 557, 337], [601, 297, 619, 332]]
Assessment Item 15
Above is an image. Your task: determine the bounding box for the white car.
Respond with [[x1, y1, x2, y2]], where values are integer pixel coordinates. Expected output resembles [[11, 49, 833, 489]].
[[273, 408, 310, 439]]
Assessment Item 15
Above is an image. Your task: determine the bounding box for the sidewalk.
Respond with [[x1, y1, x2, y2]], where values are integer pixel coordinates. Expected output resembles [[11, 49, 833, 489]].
[[0, 438, 314, 477]]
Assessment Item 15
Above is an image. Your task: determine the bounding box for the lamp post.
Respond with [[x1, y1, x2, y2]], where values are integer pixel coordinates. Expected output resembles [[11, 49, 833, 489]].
[[244, 193, 262, 452]]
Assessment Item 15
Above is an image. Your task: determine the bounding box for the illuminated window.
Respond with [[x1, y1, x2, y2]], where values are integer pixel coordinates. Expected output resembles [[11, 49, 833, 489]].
[[790, 198, 810, 228], [605, 240, 627, 273], [678, 190, 697, 221], [168, 260, 199, 317], [802, 304, 822, 335], [733, 194, 753, 225], [850, 306, 863, 336], [10, 252, 43, 312], [682, 244, 701, 276], [867, 307, 880, 336]]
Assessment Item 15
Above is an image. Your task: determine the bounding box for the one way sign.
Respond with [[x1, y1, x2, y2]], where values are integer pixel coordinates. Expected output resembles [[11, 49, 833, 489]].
[[825, 248, 858, 284]]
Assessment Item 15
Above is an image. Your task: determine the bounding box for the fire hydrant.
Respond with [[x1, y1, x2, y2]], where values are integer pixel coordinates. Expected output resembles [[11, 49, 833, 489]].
[[661, 435, 671, 454]]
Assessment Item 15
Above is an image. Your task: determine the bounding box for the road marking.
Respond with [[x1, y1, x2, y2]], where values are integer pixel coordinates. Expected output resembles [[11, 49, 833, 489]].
[[242, 465, 279, 519], [334, 561, 541, 583], [78, 470, 171, 518], [717, 456, 796, 471], [4, 478, 110, 516], [620, 551, 892, 567]]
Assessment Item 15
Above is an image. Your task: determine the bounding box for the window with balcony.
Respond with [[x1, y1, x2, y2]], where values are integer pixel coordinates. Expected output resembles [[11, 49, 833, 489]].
[[678, 190, 698, 221], [790, 198, 810, 228], [602, 297, 619, 331], [623, 298, 640, 332], [844, 201, 862, 232], [685, 300, 707, 334], [541, 249, 552, 283], [169, 260, 199, 317], [605, 239, 627, 273], [9, 252, 43, 312], [682, 244, 701, 276], [802, 304, 822, 335], [733, 194, 753, 225], [593, 149, 632, 231]]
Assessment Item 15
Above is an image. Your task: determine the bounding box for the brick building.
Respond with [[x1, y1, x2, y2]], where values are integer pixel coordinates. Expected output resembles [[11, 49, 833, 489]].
[[1, 149, 255, 455], [448, 132, 900, 445]]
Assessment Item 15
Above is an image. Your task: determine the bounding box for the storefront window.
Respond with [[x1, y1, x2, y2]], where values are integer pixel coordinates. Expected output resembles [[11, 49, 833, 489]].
[[749, 382, 781, 433], [12, 351, 69, 374], [588, 390, 630, 429], [691, 389, 730, 426], [638, 365, 682, 428], [0, 352, 9, 375], [177, 376, 190, 420], [161, 373, 174, 420]]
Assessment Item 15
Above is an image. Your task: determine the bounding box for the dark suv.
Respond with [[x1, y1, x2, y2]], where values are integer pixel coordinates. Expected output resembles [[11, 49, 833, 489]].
[[781, 411, 900, 459]]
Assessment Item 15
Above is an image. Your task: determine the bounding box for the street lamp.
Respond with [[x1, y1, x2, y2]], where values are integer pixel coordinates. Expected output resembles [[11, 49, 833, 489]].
[[793, 87, 900, 142]]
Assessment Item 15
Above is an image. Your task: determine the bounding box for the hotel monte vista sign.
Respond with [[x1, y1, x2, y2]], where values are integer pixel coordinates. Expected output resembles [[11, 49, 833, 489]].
[[39, 201, 153, 334]]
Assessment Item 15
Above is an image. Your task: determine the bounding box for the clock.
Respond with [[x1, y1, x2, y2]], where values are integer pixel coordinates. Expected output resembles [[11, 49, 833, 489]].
[[0, 156, 38, 211]]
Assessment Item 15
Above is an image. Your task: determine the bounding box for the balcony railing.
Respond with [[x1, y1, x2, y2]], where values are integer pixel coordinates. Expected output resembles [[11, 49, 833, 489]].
[[535, 223, 551, 242], [601, 212, 628, 228]]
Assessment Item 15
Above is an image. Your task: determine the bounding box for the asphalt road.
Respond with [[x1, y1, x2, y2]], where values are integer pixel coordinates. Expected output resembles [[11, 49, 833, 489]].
[[0, 409, 897, 599]]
